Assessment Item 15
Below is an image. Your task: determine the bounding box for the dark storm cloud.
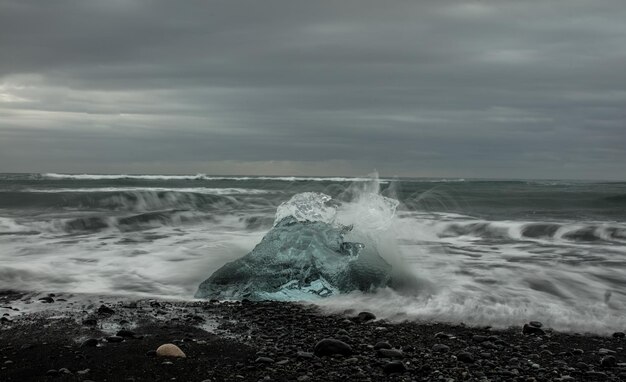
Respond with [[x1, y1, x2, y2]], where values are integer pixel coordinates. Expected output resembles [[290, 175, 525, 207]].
[[1, 0, 625, 178]]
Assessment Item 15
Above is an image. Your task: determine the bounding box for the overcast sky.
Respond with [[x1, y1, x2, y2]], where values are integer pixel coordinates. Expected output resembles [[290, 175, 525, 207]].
[[1, 0, 625, 179]]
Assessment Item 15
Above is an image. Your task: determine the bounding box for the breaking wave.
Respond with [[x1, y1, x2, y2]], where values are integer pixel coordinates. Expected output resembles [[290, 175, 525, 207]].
[[41, 173, 384, 182], [24, 187, 273, 195], [430, 217, 626, 244]]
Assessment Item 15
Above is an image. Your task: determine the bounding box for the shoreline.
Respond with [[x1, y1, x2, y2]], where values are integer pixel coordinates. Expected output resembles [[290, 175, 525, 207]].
[[1, 290, 625, 381]]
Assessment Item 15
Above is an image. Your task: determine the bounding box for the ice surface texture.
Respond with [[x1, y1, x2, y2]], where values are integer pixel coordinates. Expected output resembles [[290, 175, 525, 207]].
[[195, 192, 395, 301]]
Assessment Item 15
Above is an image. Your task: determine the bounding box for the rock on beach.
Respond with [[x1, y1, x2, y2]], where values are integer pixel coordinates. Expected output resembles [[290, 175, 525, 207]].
[[156, 344, 186, 358]]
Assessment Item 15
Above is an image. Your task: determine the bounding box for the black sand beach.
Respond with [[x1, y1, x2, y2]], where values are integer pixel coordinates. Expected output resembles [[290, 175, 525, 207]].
[[1, 291, 624, 381]]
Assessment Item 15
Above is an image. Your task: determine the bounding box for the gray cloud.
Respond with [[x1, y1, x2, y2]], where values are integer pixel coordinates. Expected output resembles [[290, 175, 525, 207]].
[[1, 0, 625, 179]]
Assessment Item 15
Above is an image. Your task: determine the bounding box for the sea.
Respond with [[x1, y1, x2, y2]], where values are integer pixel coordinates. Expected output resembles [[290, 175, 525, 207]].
[[0, 173, 625, 334]]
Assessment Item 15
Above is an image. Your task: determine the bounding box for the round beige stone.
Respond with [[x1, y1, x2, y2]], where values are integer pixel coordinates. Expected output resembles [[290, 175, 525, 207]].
[[156, 343, 186, 358]]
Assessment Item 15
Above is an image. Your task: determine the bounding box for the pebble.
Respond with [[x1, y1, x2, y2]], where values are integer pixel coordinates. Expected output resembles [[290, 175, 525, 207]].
[[80, 338, 99, 348], [313, 338, 352, 357], [97, 305, 115, 315], [522, 324, 545, 335], [355, 311, 376, 323], [612, 332, 625, 339], [432, 343, 450, 353], [601, 355, 617, 367], [383, 360, 406, 374], [106, 336, 124, 343], [598, 348, 616, 355], [255, 357, 274, 364], [529, 321, 543, 328], [116, 329, 136, 338], [296, 351, 314, 359], [472, 335, 489, 343], [457, 351, 475, 363], [156, 344, 187, 358], [376, 348, 403, 359], [82, 318, 97, 326], [336, 329, 349, 336], [38, 296, 54, 303], [374, 341, 392, 350]]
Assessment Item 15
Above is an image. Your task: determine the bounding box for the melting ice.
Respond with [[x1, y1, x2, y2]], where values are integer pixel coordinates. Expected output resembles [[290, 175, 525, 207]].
[[194, 192, 406, 301]]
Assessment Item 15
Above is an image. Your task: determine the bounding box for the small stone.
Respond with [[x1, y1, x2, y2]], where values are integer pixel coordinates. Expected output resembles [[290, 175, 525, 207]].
[[255, 357, 274, 364], [612, 332, 625, 339], [575, 362, 589, 370], [585, 371, 607, 379], [4, 360, 13, 365], [432, 343, 450, 353], [481, 341, 498, 350], [457, 351, 475, 363], [156, 343, 186, 358], [383, 360, 406, 374], [296, 351, 314, 359], [598, 348, 615, 355], [522, 324, 545, 335], [472, 335, 489, 343], [376, 348, 403, 359], [336, 329, 349, 336], [313, 338, 352, 357], [106, 336, 124, 343], [46, 370, 59, 376], [39, 296, 54, 303], [355, 311, 376, 323], [572, 348, 584, 355], [77, 369, 90, 375], [97, 305, 115, 315], [434, 331, 452, 339], [374, 341, 392, 350], [600, 355, 617, 367], [82, 318, 97, 326], [58, 368, 72, 374], [529, 321, 543, 328], [80, 338, 99, 348], [116, 329, 136, 337]]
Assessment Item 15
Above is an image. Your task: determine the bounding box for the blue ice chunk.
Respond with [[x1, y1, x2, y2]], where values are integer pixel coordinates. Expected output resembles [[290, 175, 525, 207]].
[[194, 216, 392, 301]]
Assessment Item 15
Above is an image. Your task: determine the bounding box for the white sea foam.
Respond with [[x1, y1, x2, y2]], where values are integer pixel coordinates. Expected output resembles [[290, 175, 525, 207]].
[[23, 187, 274, 195], [42, 173, 387, 182]]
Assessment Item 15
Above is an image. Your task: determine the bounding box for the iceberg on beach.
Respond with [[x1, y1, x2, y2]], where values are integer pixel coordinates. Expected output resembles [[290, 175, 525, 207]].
[[194, 192, 398, 301]]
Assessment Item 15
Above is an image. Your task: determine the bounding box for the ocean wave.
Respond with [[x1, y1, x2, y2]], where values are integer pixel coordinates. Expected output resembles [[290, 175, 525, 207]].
[[24, 187, 273, 195], [431, 218, 626, 244], [41, 173, 385, 182]]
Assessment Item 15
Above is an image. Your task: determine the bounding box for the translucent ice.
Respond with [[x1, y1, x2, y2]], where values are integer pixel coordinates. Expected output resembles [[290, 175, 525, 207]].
[[195, 191, 403, 301]]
